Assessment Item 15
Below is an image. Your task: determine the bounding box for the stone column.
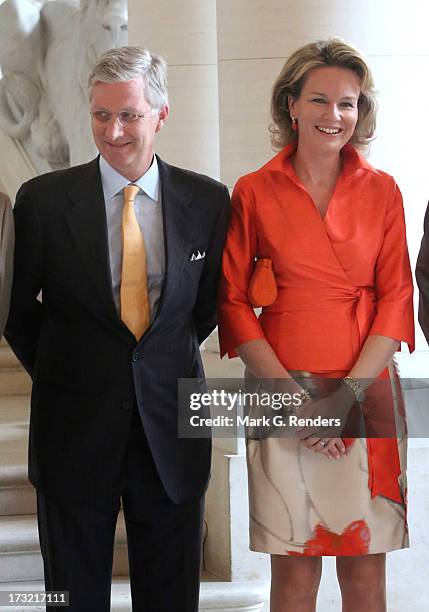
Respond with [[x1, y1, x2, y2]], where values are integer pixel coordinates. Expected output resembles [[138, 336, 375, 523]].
[[128, 0, 220, 179]]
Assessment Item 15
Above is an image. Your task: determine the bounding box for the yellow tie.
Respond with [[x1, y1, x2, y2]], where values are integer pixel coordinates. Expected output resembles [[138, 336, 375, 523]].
[[120, 184, 150, 340]]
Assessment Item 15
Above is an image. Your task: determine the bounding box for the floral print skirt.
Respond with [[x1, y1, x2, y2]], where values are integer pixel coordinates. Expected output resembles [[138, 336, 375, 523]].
[[246, 367, 408, 556]]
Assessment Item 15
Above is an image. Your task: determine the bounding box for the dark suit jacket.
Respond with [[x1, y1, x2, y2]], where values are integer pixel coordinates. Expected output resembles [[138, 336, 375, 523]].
[[5, 156, 230, 508], [416, 202, 429, 344]]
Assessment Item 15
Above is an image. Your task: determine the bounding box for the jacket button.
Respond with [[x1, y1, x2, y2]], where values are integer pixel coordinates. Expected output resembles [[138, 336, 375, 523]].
[[132, 353, 140, 363], [122, 401, 131, 411]]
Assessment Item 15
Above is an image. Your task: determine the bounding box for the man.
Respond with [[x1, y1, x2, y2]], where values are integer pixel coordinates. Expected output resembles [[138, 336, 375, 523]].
[[417, 203, 429, 343], [5, 46, 230, 611]]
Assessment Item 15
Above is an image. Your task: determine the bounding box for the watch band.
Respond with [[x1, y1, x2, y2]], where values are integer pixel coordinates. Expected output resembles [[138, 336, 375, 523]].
[[295, 388, 312, 407], [341, 376, 365, 403]]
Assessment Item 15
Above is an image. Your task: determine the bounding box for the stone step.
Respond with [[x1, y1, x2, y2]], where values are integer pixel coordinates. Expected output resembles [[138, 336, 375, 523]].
[[0, 576, 268, 611], [0, 395, 30, 423], [0, 513, 129, 583], [0, 395, 34, 516], [0, 346, 21, 370], [0, 342, 31, 397], [0, 369, 31, 397], [0, 484, 36, 518]]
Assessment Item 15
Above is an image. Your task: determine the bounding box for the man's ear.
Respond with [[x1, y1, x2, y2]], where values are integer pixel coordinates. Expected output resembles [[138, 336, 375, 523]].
[[156, 105, 169, 132]]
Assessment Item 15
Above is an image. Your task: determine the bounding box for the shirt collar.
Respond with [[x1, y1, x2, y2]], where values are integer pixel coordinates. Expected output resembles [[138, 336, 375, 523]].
[[260, 140, 380, 179], [99, 155, 160, 201]]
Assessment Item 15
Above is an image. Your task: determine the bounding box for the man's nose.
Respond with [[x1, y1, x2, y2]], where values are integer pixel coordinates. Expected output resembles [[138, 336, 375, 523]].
[[104, 116, 124, 139]]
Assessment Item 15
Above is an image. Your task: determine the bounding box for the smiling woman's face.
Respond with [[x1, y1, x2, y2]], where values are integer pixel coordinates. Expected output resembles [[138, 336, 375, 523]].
[[288, 66, 360, 155], [90, 77, 168, 181]]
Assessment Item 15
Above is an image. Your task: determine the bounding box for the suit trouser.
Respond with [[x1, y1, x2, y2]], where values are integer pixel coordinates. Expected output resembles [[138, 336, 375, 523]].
[[36, 407, 205, 612]]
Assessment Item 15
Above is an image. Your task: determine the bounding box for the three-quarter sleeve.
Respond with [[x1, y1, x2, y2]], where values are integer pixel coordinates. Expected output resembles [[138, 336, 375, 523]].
[[218, 177, 266, 358], [368, 180, 415, 351]]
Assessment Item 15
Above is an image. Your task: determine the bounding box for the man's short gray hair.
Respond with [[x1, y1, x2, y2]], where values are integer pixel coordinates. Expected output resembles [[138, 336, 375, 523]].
[[88, 46, 168, 110]]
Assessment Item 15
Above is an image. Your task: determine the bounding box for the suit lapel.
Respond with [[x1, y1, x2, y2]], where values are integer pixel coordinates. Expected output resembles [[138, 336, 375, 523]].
[[64, 156, 195, 343], [65, 158, 121, 326], [145, 157, 194, 336]]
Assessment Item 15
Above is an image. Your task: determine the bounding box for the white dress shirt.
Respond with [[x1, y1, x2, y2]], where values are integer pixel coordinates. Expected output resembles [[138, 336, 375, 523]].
[[99, 155, 165, 320]]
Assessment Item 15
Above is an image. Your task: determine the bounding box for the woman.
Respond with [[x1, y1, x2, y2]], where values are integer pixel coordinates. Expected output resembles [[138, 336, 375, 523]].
[[218, 39, 414, 612], [0, 191, 14, 336]]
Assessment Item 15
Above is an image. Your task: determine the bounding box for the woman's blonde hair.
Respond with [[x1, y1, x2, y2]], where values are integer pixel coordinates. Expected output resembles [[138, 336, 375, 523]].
[[269, 38, 376, 152]]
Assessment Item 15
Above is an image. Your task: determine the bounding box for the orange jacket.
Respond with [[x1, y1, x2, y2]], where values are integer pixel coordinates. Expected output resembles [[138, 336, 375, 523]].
[[218, 142, 414, 368]]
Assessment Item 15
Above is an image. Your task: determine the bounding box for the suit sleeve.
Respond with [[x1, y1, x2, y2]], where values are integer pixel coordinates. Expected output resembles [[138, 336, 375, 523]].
[[368, 180, 414, 351], [217, 177, 266, 358], [0, 195, 14, 337], [193, 185, 231, 345], [4, 182, 43, 376], [416, 201, 429, 345]]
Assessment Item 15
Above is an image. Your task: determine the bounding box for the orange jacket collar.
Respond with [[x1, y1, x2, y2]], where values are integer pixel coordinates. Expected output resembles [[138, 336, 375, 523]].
[[259, 140, 381, 179]]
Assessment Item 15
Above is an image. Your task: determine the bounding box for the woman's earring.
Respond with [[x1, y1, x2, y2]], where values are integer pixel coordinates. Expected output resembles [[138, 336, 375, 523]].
[[291, 115, 298, 131]]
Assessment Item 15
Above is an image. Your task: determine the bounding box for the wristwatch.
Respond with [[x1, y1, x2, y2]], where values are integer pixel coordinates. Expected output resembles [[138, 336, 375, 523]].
[[295, 388, 312, 407], [341, 376, 365, 403]]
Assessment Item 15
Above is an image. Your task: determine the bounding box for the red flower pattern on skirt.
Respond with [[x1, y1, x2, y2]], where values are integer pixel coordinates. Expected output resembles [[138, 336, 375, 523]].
[[289, 520, 370, 556]]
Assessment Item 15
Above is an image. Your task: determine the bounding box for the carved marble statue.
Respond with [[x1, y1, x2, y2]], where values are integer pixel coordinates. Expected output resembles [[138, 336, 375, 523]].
[[0, 0, 128, 169]]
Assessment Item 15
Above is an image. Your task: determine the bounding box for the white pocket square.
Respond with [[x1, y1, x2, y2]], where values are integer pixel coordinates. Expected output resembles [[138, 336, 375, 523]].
[[190, 250, 206, 261]]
